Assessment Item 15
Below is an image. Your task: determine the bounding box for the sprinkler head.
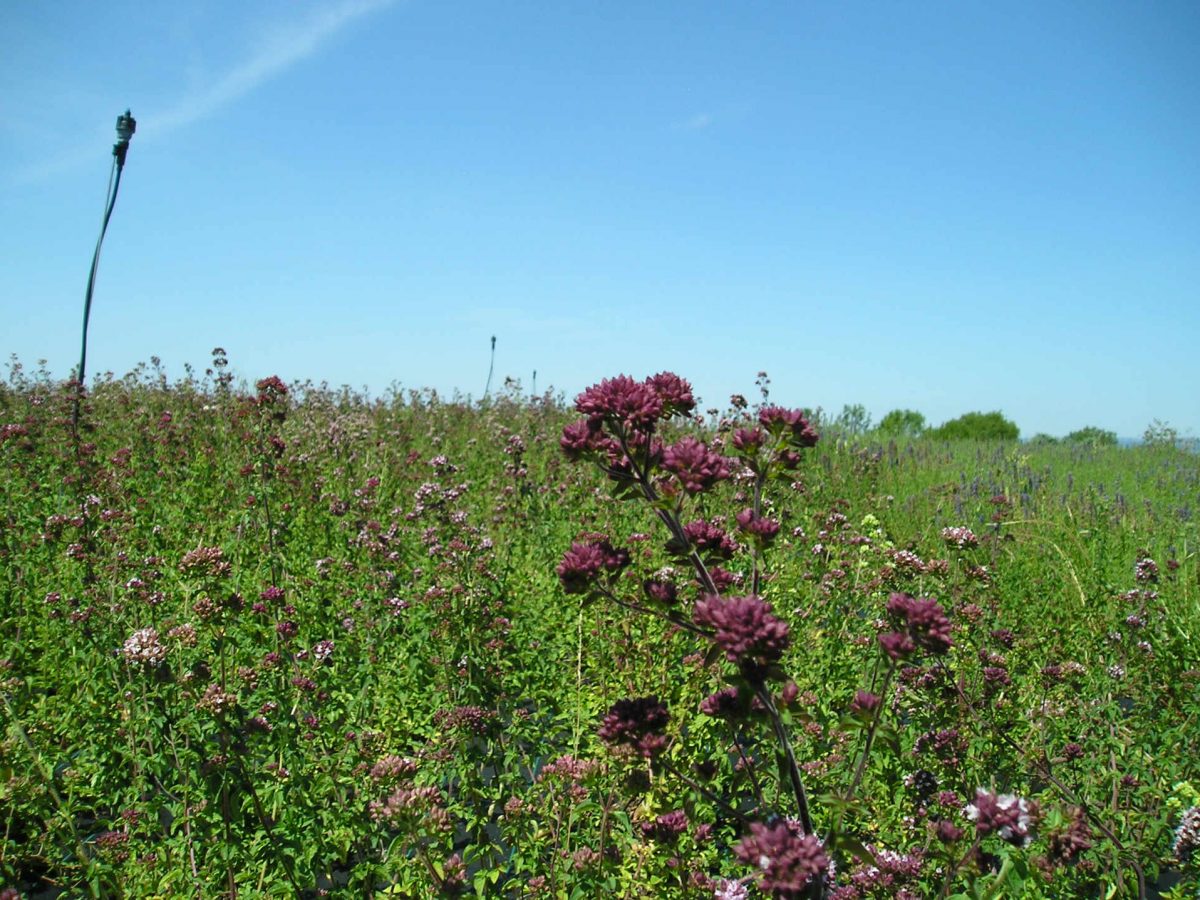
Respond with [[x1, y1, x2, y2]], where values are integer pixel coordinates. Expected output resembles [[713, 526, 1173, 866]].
[[113, 109, 136, 164], [115, 110, 137, 145]]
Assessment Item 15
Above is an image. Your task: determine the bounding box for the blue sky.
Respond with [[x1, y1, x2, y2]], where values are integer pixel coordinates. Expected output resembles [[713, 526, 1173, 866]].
[[3, 1, 1197, 438]]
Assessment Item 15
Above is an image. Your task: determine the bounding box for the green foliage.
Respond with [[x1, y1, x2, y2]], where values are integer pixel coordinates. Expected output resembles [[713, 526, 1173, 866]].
[[1065, 426, 1118, 446], [0, 356, 1197, 898], [833, 403, 873, 436], [876, 408, 926, 437], [1144, 418, 1181, 448], [929, 410, 1020, 441]]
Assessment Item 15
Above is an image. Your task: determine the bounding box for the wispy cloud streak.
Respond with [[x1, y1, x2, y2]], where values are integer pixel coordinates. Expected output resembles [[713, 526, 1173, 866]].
[[145, 0, 395, 138], [9, 0, 394, 184]]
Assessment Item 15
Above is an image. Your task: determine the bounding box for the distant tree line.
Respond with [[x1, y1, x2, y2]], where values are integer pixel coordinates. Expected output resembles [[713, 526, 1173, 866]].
[[871, 407, 1020, 441], [822, 404, 1183, 446]]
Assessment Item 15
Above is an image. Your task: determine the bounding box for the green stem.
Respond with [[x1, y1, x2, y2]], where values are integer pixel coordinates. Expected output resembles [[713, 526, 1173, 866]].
[[1, 693, 101, 898]]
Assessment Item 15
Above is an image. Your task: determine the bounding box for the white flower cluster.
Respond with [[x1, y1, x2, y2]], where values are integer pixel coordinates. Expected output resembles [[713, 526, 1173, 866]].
[[196, 684, 237, 716], [1173, 805, 1200, 860], [941, 526, 979, 548], [964, 789, 1033, 846], [712, 878, 748, 900], [119, 628, 167, 667]]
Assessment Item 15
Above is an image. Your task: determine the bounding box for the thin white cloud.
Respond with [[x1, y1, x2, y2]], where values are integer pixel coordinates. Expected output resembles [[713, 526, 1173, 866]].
[[8, 0, 394, 184], [681, 112, 713, 131], [145, 0, 395, 138]]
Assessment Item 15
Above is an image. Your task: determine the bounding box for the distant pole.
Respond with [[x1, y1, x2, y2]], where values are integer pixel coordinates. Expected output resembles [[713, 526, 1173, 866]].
[[483, 335, 496, 398], [531, 369, 537, 400], [73, 109, 136, 433]]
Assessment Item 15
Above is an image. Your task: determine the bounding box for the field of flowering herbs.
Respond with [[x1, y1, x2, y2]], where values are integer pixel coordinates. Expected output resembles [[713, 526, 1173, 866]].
[[1, 358, 1198, 899]]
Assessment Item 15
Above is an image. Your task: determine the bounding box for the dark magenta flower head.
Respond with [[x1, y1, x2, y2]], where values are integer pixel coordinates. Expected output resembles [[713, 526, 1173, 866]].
[[850, 690, 882, 717], [560, 418, 615, 461], [936, 820, 965, 843], [885, 592, 953, 656], [735, 508, 781, 545], [694, 594, 790, 678], [774, 448, 803, 470], [700, 686, 747, 719], [879, 631, 916, 661], [557, 539, 630, 594], [734, 820, 829, 898], [758, 405, 819, 448], [642, 809, 690, 843], [1134, 555, 1159, 584], [708, 565, 738, 593], [671, 518, 739, 561], [642, 571, 679, 606], [662, 437, 731, 494], [575, 375, 663, 431], [598, 696, 670, 758], [255, 375, 288, 399], [646, 372, 696, 416], [732, 427, 765, 454]]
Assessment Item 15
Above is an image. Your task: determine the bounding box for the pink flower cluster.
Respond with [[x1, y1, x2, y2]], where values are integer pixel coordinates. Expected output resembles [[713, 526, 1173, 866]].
[[598, 696, 670, 758], [879, 592, 953, 660], [964, 788, 1035, 846], [940, 526, 978, 548], [663, 436, 731, 494], [758, 406, 820, 447], [556, 538, 631, 594], [736, 508, 781, 545], [675, 519, 738, 560], [694, 595, 791, 676], [733, 820, 828, 898]]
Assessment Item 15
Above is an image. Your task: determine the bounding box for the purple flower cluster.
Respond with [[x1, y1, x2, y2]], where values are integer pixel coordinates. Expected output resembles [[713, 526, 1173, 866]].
[[662, 436, 731, 494], [642, 568, 679, 605], [559, 419, 616, 461], [678, 519, 738, 560], [575, 375, 663, 431], [369, 755, 418, 782], [732, 427, 765, 454], [831, 845, 924, 898], [736, 508, 781, 545], [537, 754, 601, 785], [434, 705, 498, 735], [1045, 808, 1093, 865], [700, 686, 746, 719], [694, 595, 790, 675], [879, 593, 953, 660], [598, 696, 670, 758], [556, 539, 631, 594], [713, 879, 750, 900], [369, 784, 450, 831], [255, 375, 288, 400], [179, 545, 231, 578], [849, 690, 881, 717], [641, 809, 689, 843], [647, 371, 696, 415], [758, 406, 820, 448], [196, 684, 237, 717], [733, 820, 829, 898]]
